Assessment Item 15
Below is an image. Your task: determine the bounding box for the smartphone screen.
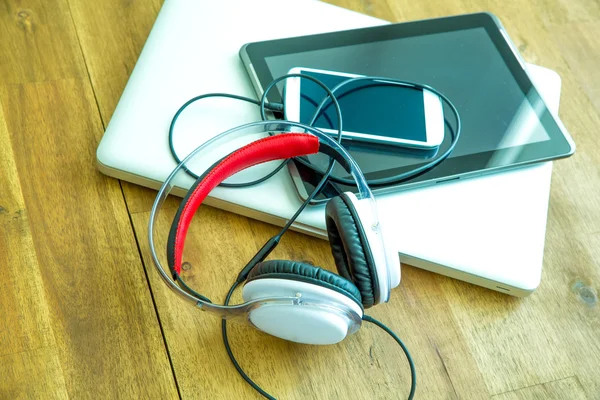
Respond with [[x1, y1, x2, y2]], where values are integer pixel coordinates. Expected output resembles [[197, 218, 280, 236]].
[[293, 69, 428, 143]]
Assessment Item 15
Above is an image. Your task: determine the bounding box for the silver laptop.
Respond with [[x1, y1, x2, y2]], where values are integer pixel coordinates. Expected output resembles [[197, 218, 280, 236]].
[[96, 0, 560, 296]]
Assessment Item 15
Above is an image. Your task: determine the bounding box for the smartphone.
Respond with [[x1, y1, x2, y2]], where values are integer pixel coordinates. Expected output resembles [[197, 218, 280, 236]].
[[284, 67, 445, 150]]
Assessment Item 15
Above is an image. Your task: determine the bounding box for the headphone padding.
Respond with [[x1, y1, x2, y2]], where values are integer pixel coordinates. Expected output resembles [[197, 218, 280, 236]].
[[325, 194, 378, 308], [247, 260, 362, 307]]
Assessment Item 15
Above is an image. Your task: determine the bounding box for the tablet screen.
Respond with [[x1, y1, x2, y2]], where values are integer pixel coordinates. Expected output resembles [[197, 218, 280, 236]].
[[243, 13, 573, 185]]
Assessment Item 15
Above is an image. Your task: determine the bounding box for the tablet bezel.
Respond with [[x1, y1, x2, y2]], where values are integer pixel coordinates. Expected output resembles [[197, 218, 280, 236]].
[[240, 12, 574, 191]]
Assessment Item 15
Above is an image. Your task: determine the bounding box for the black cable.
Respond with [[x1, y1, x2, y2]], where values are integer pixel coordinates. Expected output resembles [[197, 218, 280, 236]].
[[168, 74, 346, 296], [167, 92, 285, 184], [237, 71, 345, 190], [293, 76, 462, 187], [303, 118, 457, 192], [169, 75, 461, 191], [167, 85, 343, 396], [259, 73, 343, 133], [362, 315, 416, 400], [168, 74, 345, 189], [221, 281, 276, 400], [301, 93, 335, 129], [260, 73, 344, 185], [166, 73, 438, 398], [221, 135, 343, 398], [222, 300, 417, 399]]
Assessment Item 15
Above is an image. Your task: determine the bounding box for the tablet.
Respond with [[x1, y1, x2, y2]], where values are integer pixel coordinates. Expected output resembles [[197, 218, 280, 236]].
[[239, 12, 575, 198]]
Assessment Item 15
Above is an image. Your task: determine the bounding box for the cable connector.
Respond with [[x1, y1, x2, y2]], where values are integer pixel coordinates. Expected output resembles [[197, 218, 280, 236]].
[[264, 102, 284, 112], [236, 236, 281, 283]]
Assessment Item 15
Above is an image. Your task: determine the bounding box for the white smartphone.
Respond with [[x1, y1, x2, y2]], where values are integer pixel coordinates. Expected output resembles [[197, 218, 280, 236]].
[[284, 67, 445, 149]]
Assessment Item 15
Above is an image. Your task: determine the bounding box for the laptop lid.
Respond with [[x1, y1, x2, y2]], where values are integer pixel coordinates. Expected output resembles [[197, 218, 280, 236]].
[[97, 0, 558, 296]]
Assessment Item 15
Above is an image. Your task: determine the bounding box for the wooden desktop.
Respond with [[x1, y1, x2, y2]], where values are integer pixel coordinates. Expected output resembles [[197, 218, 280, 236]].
[[0, 0, 598, 398]]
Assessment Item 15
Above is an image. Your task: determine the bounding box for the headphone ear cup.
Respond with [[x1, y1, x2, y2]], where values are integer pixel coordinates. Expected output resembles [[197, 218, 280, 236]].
[[325, 194, 378, 308], [246, 260, 362, 306], [243, 260, 363, 345]]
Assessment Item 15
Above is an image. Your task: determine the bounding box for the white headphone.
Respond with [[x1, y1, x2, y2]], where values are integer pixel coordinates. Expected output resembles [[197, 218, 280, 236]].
[[149, 122, 400, 345]]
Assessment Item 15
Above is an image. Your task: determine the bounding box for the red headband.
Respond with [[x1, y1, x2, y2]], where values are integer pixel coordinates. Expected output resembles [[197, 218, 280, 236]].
[[167, 133, 320, 275]]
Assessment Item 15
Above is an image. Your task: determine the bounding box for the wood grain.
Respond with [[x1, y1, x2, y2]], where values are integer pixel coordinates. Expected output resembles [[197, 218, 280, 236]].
[[67, 0, 163, 124], [1, 0, 599, 398], [0, 348, 68, 400], [0, 77, 179, 397], [0, 0, 86, 84], [0, 0, 177, 397], [66, 0, 164, 215], [0, 92, 68, 400], [133, 206, 424, 399]]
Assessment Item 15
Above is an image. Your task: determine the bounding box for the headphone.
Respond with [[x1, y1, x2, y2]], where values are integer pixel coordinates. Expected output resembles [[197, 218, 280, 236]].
[[160, 129, 400, 345], [147, 67, 463, 397]]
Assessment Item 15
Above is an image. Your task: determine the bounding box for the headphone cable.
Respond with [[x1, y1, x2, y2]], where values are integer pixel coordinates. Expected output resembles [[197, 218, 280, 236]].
[[221, 280, 276, 400], [167, 73, 344, 187], [168, 73, 461, 191], [167, 75, 422, 398], [362, 315, 416, 400], [224, 159, 413, 399], [221, 159, 347, 399], [222, 282, 416, 399]]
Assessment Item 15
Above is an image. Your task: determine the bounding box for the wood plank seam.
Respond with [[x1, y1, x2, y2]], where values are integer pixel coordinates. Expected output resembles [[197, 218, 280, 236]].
[[64, 0, 109, 130], [1, 0, 179, 388], [62, 1, 184, 396], [117, 181, 184, 400]]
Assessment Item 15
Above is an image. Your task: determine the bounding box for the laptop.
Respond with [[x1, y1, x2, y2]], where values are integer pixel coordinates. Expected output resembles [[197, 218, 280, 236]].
[[97, 0, 561, 296]]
